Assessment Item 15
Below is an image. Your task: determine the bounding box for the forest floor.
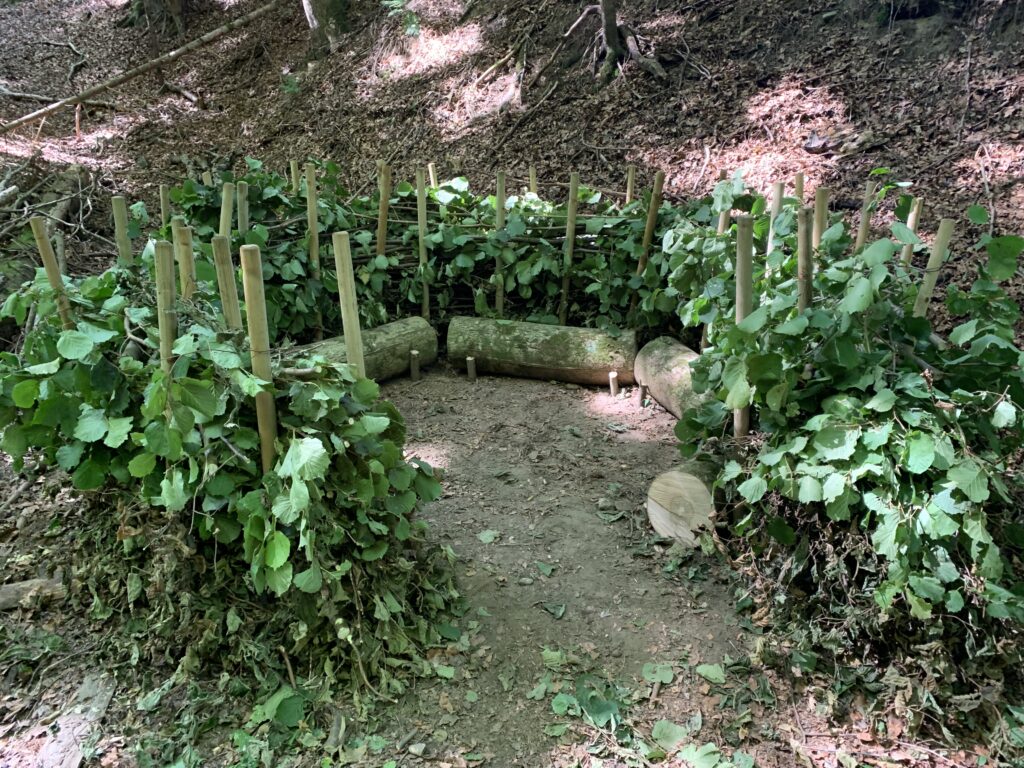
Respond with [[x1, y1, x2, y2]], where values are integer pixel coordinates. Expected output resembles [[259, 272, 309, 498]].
[[0, 0, 1022, 764], [1, 367, 981, 767]]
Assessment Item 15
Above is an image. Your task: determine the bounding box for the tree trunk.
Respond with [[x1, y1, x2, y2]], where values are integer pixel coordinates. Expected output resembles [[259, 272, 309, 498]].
[[446, 316, 637, 386], [302, 0, 349, 56], [291, 316, 437, 381], [634, 337, 704, 418]]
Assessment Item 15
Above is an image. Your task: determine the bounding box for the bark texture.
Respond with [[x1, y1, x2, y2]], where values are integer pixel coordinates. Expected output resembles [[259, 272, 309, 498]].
[[634, 336, 704, 418], [292, 316, 437, 381], [446, 316, 637, 385]]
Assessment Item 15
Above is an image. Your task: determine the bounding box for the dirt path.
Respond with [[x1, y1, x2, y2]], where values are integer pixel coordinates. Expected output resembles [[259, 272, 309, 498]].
[[366, 367, 754, 766]]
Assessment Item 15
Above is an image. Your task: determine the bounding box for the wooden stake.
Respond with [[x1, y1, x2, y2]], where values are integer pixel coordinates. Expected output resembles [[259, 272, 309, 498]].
[[528, 164, 537, 194], [416, 168, 430, 320], [202, 170, 213, 186], [154, 240, 177, 374], [625, 165, 636, 205], [151, 239, 176, 374], [305, 162, 323, 339], [159, 184, 171, 227], [239, 244, 278, 474], [557, 172, 580, 325], [172, 222, 196, 299], [609, 371, 619, 397], [794, 172, 804, 202], [765, 180, 784, 273], [900, 197, 924, 266], [494, 170, 507, 317], [912, 218, 955, 318], [211, 235, 243, 329], [734, 215, 754, 438], [812, 186, 830, 250], [427, 162, 438, 189], [331, 232, 366, 378], [854, 180, 876, 252], [410, 349, 421, 381], [797, 206, 813, 312], [219, 182, 235, 238], [111, 195, 133, 265], [29, 216, 73, 329], [629, 169, 666, 315], [716, 170, 730, 235], [237, 181, 249, 237], [466, 356, 477, 382], [376, 163, 391, 257], [289, 160, 300, 195]]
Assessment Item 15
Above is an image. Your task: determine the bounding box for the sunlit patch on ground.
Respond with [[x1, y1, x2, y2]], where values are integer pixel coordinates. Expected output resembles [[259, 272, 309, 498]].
[[379, 25, 482, 79], [427, 71, 518, 138]]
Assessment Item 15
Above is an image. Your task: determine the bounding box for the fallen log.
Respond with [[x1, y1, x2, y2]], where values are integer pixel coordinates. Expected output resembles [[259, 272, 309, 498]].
[[288, 316, 437, 381], [0, 577, 65, 610], [446, 316, 637, 385], [634, 336, 703, 418], [647, 461, 717, 547]]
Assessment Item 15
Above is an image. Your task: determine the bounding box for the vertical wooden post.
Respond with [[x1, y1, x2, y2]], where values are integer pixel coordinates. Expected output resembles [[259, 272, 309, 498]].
[[717, 170, 730, 235], [625, 165, 636, 205], [765, 180, 784, 273], [172, 222, 196, 299], [376, 163, 391, 257], [416, 168, 430, 321], [900, 197, 925, 266], [797, 207, 813, 312], [494, 170, 507, 317], [239, 244, 278, 474], [111, 195, 133, 265], [427, 162, 438, 189], [912, 219, 955, 318], [154, 240, 177, 374], [637, 170, 666, 276], [812, 187, 830, 250], [557, 172, 580, 325], [237, 181, 250, 237], [466, 356, 477, 382], [290, 160, 300, 195], [794, 172, 804, 202], [29, 217, 73, 329], [410, 349, 421, 381], [609, 371, 619, 397], [528, 164, 537, 194], [159, 184, 171, 227], [734, 215, 754, 438], [305, 162, 323, 339], [331, 232, 366, 378], [211, 235, 243, 330], [854, 180, 876, 252], [219, 182, 235, 238], [202, 170, 214, 186]]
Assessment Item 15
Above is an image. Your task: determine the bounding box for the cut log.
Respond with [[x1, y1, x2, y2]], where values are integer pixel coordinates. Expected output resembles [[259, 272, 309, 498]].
[[0, 577, 65, 610], [446, 316, 637, 386], [647, 462, 717, 547], [291, 316, 437, 381], [634, 336, 703, 418]]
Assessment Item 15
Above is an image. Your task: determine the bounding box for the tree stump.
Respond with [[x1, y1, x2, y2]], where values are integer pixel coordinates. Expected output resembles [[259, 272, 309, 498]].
[[446, 316, 637, 386]]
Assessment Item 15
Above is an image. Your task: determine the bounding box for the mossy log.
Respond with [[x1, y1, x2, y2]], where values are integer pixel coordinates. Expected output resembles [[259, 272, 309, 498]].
[[446, 316, 636, 385], [634, 336, 703, 418], [291, 316, 437, 381], [647, 461, 717, 547]]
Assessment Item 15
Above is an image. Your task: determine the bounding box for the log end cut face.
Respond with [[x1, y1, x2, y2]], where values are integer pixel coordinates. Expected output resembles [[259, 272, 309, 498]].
[[647, 466, 715, 547]]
